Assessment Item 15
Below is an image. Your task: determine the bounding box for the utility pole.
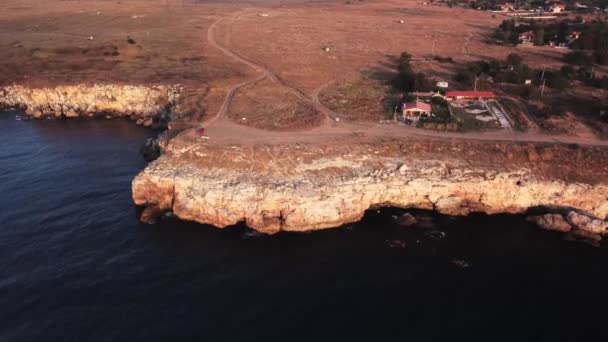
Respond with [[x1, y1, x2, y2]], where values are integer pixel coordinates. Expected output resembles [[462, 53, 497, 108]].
[[431, 38, 436, 58], [540, 65, 546, 80], [590, 65, 595, 80], [474, 77, 478, 91], [540, 78, 546, 98]]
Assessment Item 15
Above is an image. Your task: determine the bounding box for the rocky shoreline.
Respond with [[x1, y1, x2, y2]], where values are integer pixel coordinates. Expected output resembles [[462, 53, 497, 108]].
[[0, 84, 182, 128], [132, 139, 608, 240], [2, 84, 608, 243]]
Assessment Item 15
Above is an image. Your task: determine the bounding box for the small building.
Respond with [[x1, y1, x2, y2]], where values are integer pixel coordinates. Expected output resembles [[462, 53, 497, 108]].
[[445, 91, 496, 101], [569, 31, 582, 41], [409, 91, 435, 99], [436, 81, 449, 88], [549, 3, 565, 13], [499, 3, 515, 11], [402, 100, 431, 121], [519, 31, 535, 45]]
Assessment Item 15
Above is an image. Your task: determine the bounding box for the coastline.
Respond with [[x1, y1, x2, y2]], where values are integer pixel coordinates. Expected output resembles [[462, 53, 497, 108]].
[[2, 84, 608, 242]]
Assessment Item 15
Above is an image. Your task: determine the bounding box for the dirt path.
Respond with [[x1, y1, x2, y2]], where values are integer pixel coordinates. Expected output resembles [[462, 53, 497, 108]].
[[206, 14, 336, 124]]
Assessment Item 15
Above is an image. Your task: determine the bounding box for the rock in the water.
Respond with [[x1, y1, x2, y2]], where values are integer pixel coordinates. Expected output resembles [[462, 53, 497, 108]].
[[386, 239, 406, 249], [140, 205, 163, 224], [396, 213, 417, 227], [527, 214, 572, 232], [140, 137, 161, 162], [567, 212, 608, 234], [564, 229, 602, 247], [451, 259, 471, 269]]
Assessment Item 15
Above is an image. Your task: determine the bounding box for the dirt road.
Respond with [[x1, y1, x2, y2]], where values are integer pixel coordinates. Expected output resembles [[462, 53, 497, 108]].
[[205, 15, 337, 124]]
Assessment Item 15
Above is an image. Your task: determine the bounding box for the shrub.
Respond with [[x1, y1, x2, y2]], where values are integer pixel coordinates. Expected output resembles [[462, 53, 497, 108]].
[[564, 51, 593, 65]]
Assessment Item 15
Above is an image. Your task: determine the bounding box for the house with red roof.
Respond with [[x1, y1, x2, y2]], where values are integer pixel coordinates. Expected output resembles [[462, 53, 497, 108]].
[[519, 31, 535, 45], [402, 100, 431, 121], [445, 91, 496, 101], [549, 3, 566, 13]]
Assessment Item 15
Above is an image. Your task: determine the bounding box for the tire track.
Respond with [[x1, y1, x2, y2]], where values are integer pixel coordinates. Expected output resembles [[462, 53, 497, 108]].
[[206, 15, 337, 123]]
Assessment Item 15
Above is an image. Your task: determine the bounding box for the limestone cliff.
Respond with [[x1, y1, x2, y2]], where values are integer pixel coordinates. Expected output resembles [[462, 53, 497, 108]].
[[132, 140, 608, 234], [0, 84, 181, 126]]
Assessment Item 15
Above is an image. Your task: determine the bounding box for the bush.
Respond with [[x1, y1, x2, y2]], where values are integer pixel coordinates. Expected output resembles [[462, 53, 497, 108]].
[[546, 72, 569, 90], [433, 56, 453, 63], [559, 65, 576, 79], [564, 51, 593, 65]]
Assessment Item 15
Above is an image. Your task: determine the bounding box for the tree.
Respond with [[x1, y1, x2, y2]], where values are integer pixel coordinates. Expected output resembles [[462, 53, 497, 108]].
[[560, 65, 576, 79], [564, 51, 593, 65], [534, 28, 545, 46], [394, 52, 417, 92], [506, 53, 523, 66]]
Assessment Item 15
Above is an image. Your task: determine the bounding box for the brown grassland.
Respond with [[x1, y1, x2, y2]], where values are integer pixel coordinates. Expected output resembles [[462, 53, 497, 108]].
[[1, 0, 607, 139]]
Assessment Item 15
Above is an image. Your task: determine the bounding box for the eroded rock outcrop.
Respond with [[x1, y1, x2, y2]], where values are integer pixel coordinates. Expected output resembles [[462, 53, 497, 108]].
[[527, 214, 572, 232], [0, 84, 181, 127], [132, 142, 608, 234]]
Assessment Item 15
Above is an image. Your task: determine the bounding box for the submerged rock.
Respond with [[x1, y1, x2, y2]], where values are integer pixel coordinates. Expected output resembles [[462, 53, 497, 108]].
[[527, 214, 572, 232], [564, 229, 602, 248], [451, 259, 471, 269], [386, 239, 406, 249], [140, 137, 161, 162], [395, 213, 417, 227], [140, 205, 163, 224], [567, 212, 608, 235]]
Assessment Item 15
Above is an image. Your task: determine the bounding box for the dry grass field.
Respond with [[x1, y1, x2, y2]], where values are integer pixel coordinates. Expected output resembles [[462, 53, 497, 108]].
[[1, 0, 606, 138], [226, 78, 323, 130]]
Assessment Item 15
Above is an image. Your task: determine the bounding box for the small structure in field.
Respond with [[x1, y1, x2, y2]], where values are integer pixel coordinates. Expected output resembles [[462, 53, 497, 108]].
[[569, 31, 582, 43], [399, 19, 405, 24], [322, 46, 331, 52], [445, 91, 496, 101], [402, 100, 431, 121], [409, 91, 444, 100], [524, 79, 532, 85], [409, 91, 434, 99], [499, 3, 515, 11], [549, 3, 566, 13], [436, 81, 449, 88]]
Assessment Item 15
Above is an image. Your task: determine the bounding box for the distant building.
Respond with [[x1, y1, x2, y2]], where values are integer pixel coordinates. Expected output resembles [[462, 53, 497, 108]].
[[445, 91, 496, 101], [402, 101, 431, 121], [549, 3, 566, 13], [409, 91, 434, 99], [569, 31, 582, 42], [436, 81, 449, 88], [499, 3, 515, 11], [519, 31, 535, 45], [409, 91, 443, 99]]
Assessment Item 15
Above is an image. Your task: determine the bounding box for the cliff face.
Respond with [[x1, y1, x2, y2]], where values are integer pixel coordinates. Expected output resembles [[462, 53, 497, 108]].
[[132, 141, 608, 234], [0, 84, 181, 126]]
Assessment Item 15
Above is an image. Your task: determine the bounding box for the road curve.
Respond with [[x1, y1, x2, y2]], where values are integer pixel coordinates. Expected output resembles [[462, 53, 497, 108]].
[[206, 16, 337, 122]]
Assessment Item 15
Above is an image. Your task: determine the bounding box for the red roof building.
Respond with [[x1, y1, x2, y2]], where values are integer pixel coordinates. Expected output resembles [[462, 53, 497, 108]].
[[549, 3, 566, 12], [445, 91, 496, 100], [519, 31, 535, 45]]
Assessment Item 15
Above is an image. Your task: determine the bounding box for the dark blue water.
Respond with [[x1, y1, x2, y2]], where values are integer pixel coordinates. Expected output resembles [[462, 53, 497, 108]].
[[1, 112, 608, 341]]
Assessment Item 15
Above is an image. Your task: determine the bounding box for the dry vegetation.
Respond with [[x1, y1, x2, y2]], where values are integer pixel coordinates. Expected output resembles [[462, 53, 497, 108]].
[[1, 0, 607, 137], [226, 78, 324, 130], [318, 72, 398, 121]]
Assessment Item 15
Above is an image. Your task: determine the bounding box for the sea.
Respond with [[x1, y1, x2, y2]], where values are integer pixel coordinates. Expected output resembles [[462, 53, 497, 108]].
[[1, 111, 608, 341]]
